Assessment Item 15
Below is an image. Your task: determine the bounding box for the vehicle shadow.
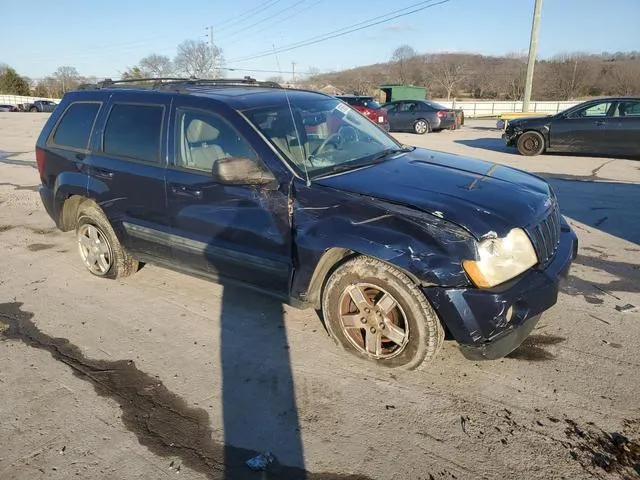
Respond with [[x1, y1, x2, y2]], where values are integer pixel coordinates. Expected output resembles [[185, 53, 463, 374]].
[[536, 174, 640, 244], [216, 283, 307, 478], [454, 138, 518, 155]]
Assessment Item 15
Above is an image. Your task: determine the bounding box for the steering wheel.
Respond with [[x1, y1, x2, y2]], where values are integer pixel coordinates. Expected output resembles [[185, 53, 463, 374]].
[[313, 132, 343, 156]]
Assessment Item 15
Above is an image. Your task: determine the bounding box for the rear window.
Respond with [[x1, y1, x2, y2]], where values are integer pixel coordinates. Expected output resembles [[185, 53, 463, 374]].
[[52, 102, 101, 150], [338, 97, 381, 109], [103, 103, 164, 163]]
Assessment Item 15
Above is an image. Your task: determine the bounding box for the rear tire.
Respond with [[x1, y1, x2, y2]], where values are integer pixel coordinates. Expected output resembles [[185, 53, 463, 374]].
[[414, 119, 430, 135], [322, 256, 444, 369], [517, 131, 545, 156], [76, 203, 138, 279]]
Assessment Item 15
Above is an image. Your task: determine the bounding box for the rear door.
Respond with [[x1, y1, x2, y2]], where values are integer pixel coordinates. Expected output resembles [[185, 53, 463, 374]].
[[550, 100, 614, 154], [84, 92, 173, 261], [164, 99, 292, 294], [609, 100, 640, 156]]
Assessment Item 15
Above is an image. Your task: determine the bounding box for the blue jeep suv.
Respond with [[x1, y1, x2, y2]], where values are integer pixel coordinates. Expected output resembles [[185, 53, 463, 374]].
[[35, 77, 578, 369]]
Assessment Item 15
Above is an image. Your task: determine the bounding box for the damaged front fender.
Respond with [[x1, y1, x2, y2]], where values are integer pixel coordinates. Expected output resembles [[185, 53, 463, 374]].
[[290, 184, 476, 307]]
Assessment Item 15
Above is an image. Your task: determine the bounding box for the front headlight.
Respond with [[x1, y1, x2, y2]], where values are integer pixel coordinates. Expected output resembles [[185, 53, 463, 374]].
[[462, 228, 538, 288]]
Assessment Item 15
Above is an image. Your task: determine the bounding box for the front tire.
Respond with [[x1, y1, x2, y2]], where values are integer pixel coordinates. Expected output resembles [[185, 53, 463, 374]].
[[517, 131, 545, 156], [29, 107, 38, 112], [413, 119, 430, 135], [322, 256, 444, 369], [76, 204, 138, 279]]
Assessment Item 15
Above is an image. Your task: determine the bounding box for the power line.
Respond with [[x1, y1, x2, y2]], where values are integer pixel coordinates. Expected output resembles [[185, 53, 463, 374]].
[[214, 0, 282, 35], [217, 0, 325, 45], [215, 0, 308, 43], [227, 0, 449, 64]]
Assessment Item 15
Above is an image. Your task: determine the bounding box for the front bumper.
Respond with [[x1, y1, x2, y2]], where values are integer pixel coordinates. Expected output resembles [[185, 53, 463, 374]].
[[502, 129, 518, 146], [423, 223, 578, 360]]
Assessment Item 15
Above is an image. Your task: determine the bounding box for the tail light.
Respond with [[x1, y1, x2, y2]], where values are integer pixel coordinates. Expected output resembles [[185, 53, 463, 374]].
[[437, 111, 445, 118], [35, 147, 46, 177]]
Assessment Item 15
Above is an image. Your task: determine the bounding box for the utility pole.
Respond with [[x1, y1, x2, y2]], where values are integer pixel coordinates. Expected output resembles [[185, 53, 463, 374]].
[[291, 61, 296, 83], [523, 0, 542, 112], [206, 25, 216, 79]]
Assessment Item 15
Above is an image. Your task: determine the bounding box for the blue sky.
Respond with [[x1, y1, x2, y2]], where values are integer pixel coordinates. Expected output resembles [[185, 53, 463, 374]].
[[2, 0, 639, 80]]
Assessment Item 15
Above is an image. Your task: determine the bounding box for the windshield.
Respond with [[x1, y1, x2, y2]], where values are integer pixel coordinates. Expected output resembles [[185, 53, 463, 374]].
[[244, 96, 402, 178]]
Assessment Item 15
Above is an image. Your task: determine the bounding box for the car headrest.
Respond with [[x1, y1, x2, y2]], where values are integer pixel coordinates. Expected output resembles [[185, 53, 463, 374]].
[[187, 119, 220, 143]]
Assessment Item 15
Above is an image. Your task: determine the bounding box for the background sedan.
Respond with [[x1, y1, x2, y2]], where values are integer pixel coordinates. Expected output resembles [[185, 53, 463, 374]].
[[382, 99, 456, 134], [505, 97, 640, 156]]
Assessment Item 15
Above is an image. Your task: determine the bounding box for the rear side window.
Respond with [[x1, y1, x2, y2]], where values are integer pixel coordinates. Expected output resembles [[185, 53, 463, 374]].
[[52, 102, 101, 150], [103, 103, 164, 163]]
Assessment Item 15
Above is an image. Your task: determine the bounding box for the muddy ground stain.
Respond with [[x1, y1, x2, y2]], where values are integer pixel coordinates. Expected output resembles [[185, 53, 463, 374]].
[[0, 302, 369, 480], [506, 334, 566, 361]]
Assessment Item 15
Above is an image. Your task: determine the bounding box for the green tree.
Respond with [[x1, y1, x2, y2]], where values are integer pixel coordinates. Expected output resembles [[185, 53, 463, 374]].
[[0, 67, 31, 95]]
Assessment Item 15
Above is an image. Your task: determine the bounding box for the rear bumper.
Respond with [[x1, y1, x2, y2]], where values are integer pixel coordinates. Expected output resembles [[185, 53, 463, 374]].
[[423, 222, 578, 360], [39, 185, 56, 221], [435, 117, 456, 130]]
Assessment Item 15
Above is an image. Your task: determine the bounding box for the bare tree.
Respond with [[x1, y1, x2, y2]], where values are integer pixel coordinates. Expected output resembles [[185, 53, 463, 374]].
[[391, 45, 417, 83], [173, 40, 222, 78], [426, 54, 468, 100], [139, 54, 174, 77], [606, 60, 640, 95], [546, 53, 597, 100], [53, 66, 80, 94]]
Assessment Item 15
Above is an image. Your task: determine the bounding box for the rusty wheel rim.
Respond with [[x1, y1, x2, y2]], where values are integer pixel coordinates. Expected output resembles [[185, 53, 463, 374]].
[[338, 283, 409, 359], [522, 135, 540, 153]]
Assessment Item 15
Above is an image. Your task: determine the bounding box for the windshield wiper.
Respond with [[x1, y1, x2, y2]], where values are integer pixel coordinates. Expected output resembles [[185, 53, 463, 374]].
[[367, 146, 414, 163], [313, 146, 414, 178]]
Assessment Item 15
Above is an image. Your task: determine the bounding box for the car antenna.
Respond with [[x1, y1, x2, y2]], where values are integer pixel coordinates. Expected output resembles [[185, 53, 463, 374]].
[[272, 44, 311, 187]]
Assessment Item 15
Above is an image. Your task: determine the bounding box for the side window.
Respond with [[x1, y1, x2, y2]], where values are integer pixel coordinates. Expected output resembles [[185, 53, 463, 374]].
[[570, 102, 612, 118], [400, 102, 418, 112], [51, 102, 101, 150], [175, 109, 259, 173], [384, 103, 397, 113], [615, 101, 640, 117], [103, 103, 164, 163]]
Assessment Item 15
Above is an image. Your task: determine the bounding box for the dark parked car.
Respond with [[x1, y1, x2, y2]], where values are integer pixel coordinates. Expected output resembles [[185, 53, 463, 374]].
[[25, 100, 58, 113], [35, 78, 577, 369], [0, 104, 18, 112], [383, 99, 457, 134], [335, 94, 389, 130], [504, 97, 640, 156]]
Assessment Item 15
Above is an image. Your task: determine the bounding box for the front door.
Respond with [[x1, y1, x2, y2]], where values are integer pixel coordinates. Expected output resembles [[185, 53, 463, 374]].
[[550, 100, 614, 154], [164, 102, 292, 294], [84, 92, 173, 260]]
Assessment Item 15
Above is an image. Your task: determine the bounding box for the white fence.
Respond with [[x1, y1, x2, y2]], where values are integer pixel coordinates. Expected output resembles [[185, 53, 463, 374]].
[[0, 93, 579, 119], [436, 100, 580, 118], [0, 94, 60, 105]]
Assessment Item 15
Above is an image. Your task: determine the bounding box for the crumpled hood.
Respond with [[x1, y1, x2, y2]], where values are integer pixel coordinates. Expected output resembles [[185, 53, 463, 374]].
[[315, 148, 553, 238]]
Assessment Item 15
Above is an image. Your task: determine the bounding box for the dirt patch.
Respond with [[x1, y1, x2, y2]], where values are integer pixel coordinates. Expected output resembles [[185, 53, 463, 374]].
[[564, 418, 640, 478], [0, 182, 40, 192], [26, 243, 55, 252], [506, 334, 566, 361], [0, 302, 369, 480], [0, 225, 14, 232]]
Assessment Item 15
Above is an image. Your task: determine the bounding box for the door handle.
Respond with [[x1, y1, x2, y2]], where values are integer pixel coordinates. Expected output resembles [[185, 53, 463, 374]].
[[91, 167, 114, 179], [170, 184, 203, 199], [594, 120, 607, 126]]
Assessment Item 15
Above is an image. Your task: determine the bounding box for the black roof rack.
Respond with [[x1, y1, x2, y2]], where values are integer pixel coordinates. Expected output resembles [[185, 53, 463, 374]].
[[78, 76, 282, 91]]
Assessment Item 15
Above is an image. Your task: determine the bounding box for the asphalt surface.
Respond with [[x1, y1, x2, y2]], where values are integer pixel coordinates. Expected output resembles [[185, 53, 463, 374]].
[[1, 113, 639, 479]]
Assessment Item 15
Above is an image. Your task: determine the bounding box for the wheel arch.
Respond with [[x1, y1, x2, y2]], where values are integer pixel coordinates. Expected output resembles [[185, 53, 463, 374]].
[[302, 247, 427, 310]]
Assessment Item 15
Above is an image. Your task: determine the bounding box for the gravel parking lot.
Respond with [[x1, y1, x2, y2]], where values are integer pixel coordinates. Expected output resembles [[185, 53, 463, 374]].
[[1, 113, 639, 479]]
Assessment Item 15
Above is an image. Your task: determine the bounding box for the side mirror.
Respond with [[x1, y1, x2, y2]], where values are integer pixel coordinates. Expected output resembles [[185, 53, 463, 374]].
[[212, 156, 278, 188]]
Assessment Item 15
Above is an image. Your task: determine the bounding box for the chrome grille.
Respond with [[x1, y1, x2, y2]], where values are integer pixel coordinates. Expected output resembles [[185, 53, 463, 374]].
[[529, 204, 561, 266]]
